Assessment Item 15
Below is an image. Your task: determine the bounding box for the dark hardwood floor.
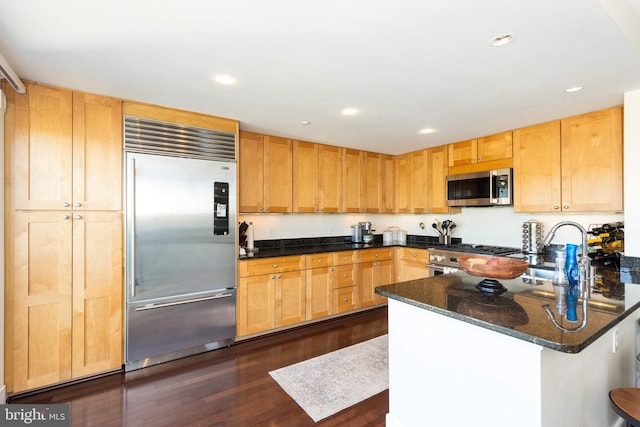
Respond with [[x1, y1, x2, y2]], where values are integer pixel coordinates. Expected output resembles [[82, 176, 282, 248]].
[[10, 306, 389, 426]]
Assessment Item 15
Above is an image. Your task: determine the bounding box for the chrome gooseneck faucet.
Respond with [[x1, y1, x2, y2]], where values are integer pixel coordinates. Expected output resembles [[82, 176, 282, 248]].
[[540, 221, 595, 332]]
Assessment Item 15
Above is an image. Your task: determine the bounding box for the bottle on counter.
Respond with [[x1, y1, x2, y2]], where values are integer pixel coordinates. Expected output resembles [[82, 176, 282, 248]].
[[565, 244, 580, 322], [551, 250, 569, 316]]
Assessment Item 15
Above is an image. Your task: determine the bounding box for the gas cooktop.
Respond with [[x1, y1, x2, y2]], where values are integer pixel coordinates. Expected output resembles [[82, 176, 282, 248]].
[[430, 244, 521, 256]]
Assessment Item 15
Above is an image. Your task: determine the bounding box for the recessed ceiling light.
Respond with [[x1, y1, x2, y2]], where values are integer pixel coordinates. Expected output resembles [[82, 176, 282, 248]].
[[565, 85, 584, 93], [491, 34, 514, 47], [419, 128, 435, 134], [301, 120, 311, 125], [214, 75, 235, 85], [341, 108, 359, 116]]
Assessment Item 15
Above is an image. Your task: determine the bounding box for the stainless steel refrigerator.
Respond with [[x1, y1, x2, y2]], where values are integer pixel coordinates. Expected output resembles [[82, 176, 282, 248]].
[[124, 116, 237, 371]]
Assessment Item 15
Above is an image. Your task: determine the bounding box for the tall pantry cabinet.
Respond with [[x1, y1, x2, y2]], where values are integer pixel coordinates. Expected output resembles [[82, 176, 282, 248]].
[[3, 82, 123, 393]]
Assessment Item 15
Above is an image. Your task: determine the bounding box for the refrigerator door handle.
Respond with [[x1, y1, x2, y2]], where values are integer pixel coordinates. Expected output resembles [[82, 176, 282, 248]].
[[127, 156, 137, 298], [134, 293, 234, 311]]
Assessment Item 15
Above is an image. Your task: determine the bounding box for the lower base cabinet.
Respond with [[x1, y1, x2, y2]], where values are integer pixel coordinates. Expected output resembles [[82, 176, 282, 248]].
[[395, 248, 430, 282], [8, 211, 122, 393]]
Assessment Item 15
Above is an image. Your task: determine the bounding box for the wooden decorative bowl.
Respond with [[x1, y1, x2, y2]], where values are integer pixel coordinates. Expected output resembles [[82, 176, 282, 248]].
[[457, 255, 529, 280]]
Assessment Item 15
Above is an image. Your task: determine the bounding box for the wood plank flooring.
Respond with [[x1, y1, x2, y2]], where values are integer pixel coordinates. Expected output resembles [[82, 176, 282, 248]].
[[10, 306, 389, 426]]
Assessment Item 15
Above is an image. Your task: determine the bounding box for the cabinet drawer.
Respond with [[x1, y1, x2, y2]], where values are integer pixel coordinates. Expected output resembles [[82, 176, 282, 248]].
[[359, 248, 393, 262], [335, 264, 356, 288], [304, 253, 333, 269], [239, 256, 304, 277], [333, 251, 358, 265], [333, 286, 358, 313], [397, 248, 429, 264]]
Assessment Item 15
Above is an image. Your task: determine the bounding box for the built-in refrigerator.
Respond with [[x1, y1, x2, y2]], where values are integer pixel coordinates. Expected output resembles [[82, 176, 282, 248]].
[[124, 116, 237, 371]]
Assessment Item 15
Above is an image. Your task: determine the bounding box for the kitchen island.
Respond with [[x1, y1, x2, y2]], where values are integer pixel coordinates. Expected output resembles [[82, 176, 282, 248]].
[[376, 272, 640, 427]]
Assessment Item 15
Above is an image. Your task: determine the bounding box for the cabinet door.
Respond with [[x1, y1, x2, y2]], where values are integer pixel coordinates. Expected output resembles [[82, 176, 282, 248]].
[[427, 145, 449, 213], [513, 121, 562, 212], [448, 139, 477, 167], [333, 286, 358, 314], [238, 132, 264, 212], [306, 266, 334, 319], [342, 148, 362, 213], [318, 144, 342, 213], [358, 261, 376, 308], [394, 154, 411, 213], [375, 259, 394, 305], [275, 271, 306, 327], [477, 131, 512, 163], [12, 83, 73, 210], [410, 149, 429, 213], [237, 274, 275, 336], [11, 211, 73, 392], [381, 154, 395, 213], [560, 107, 623, 212], [362, 151, 381, 213], [72, 92, 123, 211], [71, 211, 123, 377], [263, 135, 292, 213], [292, 140, 318, 213]]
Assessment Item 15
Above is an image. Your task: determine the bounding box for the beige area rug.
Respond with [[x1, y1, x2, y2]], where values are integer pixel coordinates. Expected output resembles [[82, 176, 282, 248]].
[[269, 334, 388, 422]]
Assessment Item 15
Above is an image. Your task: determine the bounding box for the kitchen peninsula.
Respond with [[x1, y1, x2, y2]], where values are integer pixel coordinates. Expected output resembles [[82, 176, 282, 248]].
[[376, 273, 640, 427]]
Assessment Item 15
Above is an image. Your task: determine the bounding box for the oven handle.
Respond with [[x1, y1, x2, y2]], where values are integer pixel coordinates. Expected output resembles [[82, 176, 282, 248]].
[[427, 264, 459, 274]]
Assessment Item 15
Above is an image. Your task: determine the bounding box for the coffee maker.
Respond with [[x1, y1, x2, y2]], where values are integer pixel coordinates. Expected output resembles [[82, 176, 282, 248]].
[[351, 221, 374, 243]]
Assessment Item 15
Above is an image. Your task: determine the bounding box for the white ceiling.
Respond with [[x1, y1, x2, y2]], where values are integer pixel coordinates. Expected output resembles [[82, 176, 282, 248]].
[[1, 0, 640, 155]]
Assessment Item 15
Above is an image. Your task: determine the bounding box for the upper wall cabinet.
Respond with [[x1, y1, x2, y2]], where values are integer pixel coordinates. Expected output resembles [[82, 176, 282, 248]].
[[9, 83, 122, 211], [239, 132, 292, 213], [292, 141, 341, 213], [448, 131, 513, 169], [394, 153, 411, 213], [513, 106, 623, 213], [342, 148, 363, 213]]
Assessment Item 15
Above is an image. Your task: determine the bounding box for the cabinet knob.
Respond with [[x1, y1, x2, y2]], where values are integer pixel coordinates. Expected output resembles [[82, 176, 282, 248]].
[[318, 259, 323, 263], [563, 205, 569, 209], [375, 253, 379, 257], [343, 256, 348, 260], [478, 156, 483, 161], [63, 215, 70, 220], [273, 264, 278, 268], [75, 202, 82, 207], [343, 274, 348, 278], [553, 205, 560, 210], [343, 298, 349, 302], [330, 268, 334, 272], [412, 253, 417, 257], [277, 274, 281, 279], [75, 214, 82, 219], [63, 202, 70, 207], [265, 207, 270, 212], [271, 275, 276, 279], [259, 207, 263, 211]]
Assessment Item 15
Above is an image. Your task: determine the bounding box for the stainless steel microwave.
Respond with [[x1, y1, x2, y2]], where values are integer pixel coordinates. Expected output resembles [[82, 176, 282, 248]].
[[446, 168, 512, 207]]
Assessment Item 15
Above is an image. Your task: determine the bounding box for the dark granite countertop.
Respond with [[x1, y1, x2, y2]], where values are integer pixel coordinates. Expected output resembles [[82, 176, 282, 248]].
[[376, 269, 636, 353], [238, 235, 462, 259]]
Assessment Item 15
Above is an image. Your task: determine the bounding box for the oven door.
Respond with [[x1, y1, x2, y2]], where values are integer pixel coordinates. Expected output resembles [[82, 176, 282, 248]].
[[427, 264, 459, 276]]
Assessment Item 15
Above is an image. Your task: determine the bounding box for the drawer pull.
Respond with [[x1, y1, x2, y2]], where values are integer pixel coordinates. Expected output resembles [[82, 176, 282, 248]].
[[343, 274, 349, 278], [273, 264, 278, 268]]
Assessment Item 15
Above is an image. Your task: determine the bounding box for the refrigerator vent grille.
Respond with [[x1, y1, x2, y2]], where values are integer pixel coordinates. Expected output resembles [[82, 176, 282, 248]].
[[124, 115, 236, 161]]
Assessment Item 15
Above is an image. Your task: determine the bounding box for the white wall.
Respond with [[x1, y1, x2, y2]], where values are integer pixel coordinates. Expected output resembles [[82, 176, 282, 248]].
[[240, 206, 623, 249]]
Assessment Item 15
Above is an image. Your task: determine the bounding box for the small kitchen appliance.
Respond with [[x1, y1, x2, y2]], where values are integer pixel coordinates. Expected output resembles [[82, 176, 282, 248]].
[[446, 168, 512, 207]]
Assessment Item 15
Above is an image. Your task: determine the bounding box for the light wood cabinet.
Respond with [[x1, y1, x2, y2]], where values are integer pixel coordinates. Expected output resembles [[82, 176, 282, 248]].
[[513, 120, 562, 212], [11, 85, 122, 211], [381, 154, 395, 213], [342, 148, 363, 213], [9, 211, 122, 392], [332, 251, 359, 313], [358, 248, 394, 307], [238, 132, 293, 213], [292, 141, 341, 213], [362, 151, 382, 213], [5, 83, 124, 393], [394, 153, 411, 213], [426, 145, 450, 213], [448, 131, 512, 167], [237, 256, 306, 336], [409, 149, 429, 213], [305, 253, 334, 319], [395, 248, 430, 282], [560, 107, 623, 212], [513, 107, 623, 213]]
